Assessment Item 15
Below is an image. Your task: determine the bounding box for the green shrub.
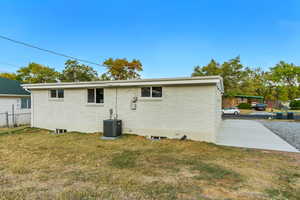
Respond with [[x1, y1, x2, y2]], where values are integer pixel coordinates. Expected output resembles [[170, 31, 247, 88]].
[[238, 103, 252, 109], [290, 100, 300, 110], [290, 107, 300, 110]]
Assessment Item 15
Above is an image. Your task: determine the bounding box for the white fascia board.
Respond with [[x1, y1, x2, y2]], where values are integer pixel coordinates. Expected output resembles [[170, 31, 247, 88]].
[[0, 94, 30, 97], [23, 79, 221, 90], [217, 77, 224, 93]]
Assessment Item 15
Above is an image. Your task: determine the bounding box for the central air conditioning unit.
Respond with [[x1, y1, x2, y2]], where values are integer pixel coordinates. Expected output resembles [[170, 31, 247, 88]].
[[103, 119, 122, 137]]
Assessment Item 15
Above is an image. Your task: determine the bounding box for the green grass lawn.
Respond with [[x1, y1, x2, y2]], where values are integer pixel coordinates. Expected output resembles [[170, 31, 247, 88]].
[[0, 127, 299, 200]]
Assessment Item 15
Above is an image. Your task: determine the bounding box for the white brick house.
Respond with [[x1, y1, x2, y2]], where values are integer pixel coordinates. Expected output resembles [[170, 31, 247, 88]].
[[23, 76, 223, 142]]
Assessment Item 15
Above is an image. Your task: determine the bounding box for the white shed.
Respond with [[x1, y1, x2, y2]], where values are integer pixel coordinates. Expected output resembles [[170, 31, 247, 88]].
[[23, 76, 223, 142]]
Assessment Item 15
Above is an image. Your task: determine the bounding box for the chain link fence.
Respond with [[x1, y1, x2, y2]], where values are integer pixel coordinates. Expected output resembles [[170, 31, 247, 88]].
[[0, 112, 31, 127]]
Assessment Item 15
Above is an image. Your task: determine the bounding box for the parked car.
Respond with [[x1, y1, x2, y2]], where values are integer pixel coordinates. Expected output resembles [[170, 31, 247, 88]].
[[251, 102, 258, 108], [222, 107, 240, 115], [254, 104, 267, 111]]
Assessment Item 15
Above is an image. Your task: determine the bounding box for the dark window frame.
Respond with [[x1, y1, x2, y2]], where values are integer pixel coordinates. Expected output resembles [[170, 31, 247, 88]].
[[87, 89, 95, 103], [141, 86, 162, 98], [87, 88, 104, 104], [50, 90, 57, 98], [49, 89, 64, 99], [141, 87, 151, 97], [21, 97, 31, 109], [152, 87, 162, 98], [57, 89, 64, 98]]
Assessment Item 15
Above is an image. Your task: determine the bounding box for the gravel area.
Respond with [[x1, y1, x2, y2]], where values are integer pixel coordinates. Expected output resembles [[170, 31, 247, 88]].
[[259, 120, 300, 151]]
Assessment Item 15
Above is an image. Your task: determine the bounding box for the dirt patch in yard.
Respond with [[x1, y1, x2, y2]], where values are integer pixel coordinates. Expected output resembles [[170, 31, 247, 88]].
[[0, 128, 299, 200]]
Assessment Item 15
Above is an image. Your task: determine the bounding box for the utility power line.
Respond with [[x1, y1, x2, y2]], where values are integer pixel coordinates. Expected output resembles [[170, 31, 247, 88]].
[[0, 35, 103, 67]]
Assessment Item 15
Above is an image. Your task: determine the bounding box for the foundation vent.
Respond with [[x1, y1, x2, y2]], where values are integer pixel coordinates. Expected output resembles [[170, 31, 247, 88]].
[[55, 129, 67, 134]]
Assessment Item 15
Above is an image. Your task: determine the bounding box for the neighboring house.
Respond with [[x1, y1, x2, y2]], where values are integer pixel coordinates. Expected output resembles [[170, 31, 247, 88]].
[[23, 76, 223, 142], [0, 77, 31, 112], [0, 77, 31, 126], [223, 95, 264, 108]]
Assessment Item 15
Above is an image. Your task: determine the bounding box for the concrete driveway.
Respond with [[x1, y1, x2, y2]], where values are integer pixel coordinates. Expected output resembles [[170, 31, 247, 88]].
[[217, 120, 299, 153]]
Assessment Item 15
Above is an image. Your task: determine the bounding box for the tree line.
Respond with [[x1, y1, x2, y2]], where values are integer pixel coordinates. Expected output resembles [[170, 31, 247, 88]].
[[1, 56, 299, 101], [0, 58, 143, 83], [192, 56, 300, 101]]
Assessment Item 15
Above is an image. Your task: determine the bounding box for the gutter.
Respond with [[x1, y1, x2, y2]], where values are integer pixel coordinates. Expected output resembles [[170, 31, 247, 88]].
[[22, 76, 224, 90], [0, 94, 31, 97]]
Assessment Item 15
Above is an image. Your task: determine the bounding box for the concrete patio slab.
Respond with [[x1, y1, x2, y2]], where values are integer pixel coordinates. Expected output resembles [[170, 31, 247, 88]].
[[217, 120, 299, 153]]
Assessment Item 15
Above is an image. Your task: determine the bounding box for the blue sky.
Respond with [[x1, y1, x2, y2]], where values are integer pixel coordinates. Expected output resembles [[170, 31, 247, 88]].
[[0, 0, 300, 78]]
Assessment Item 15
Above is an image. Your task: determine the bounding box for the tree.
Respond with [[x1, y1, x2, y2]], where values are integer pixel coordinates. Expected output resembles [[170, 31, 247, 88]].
[[221, 57, 248, 96], [17, 63, 60, 83], [191, 58, 297, 102], [192, 57, 248, 96], [192, 59, 221, 76], [99, 73, 111, 81], [269, 61, 300, 100], [249, 70, 288, 101], [245, 68, 271, 100], [102, 58, 143, 80], [238, 67, 260, 96], [60, 60, 98, 82], [0, 72, 19, 81]]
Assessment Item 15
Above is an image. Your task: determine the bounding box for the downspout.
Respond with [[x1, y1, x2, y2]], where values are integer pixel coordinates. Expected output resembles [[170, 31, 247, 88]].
[[115, 88, 118, 119], [31, 91, 34, 128]]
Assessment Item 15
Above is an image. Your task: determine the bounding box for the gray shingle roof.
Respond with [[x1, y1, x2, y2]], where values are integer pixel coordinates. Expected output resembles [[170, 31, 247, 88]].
[[0, 77, 30, 96]]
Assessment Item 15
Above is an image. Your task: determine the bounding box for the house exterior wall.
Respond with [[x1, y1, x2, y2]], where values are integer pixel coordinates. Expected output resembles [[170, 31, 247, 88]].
[[214, 87, 223, 135], [0, 97, 31, 113], [0, 97, 19, 113], [0, 97, 31, 126], [31, 85, 221, 142]]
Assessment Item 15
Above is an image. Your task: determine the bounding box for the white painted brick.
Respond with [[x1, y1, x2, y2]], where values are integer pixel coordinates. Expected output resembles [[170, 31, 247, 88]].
[[31, 85, 222, 142]]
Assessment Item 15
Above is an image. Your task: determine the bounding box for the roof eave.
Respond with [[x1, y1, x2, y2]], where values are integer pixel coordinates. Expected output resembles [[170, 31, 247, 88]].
[[22, 77, 223, 90], [0, 94, 30, 97]]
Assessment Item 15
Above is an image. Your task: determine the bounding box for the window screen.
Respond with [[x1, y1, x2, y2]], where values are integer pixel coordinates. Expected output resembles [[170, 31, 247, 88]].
[[21, 98, 31, 109], [57, 89, 64, 98], [96, 88, 104, 103], [50, 89, 64, 98], [87, 88, 104, 103], [28, 98, 31, 108], [152, 87, 162, 98], [21, 98, 27, 109], [88, 89, 95, 103], [50, 90, 57, 98], [141, 87, 151, 97]]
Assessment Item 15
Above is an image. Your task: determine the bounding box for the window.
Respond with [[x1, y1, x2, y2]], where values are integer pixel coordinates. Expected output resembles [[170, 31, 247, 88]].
[[50, 89, 64, 99], [152, 87, 162, 98], [141, 87, 151, 97], [141, 87, 162, 98], [21, 97, 31, 109], [87, 89, 95, 103], [58, 89, 64, 98], [87, 88, 104, 104], [50, 90, 57, 98]]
